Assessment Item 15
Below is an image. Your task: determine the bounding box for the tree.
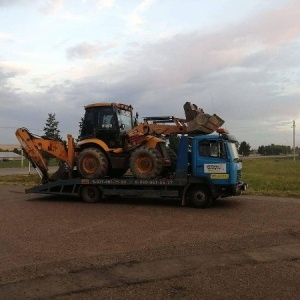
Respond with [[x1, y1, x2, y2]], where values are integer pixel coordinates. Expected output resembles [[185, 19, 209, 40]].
[[43, 113, 62, 162], [77, 117, 84, 141], [238, 141, 251, 156], [257, 144, 292, 156], [43, 113, 62, 141], [13, 148, 21, 155], [257, 145, 265, 155]]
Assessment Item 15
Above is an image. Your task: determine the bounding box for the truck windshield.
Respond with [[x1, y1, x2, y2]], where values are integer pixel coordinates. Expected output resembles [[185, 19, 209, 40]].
[[228, 142, 240, 161], [116, 109, 133, 131]]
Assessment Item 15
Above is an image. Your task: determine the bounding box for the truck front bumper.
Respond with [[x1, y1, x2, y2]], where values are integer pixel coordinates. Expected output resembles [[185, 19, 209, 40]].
[[233, 182, 248, 196]]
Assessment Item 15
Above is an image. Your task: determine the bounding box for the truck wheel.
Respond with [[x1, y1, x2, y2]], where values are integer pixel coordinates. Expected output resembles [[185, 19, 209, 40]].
[[187, 186, 212, 208], [77, 148, 108, 179], [80, 185, 102, 203], [130, 146, 163, 179]]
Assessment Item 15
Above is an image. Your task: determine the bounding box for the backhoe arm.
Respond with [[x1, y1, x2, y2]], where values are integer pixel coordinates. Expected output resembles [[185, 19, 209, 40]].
[[126, 102, 225, 144], [15, 128, 75, 182], [127, 116, 188, 139]]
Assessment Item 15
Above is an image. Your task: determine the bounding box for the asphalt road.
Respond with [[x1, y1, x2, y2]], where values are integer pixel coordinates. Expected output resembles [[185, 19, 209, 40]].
[[0, 186, 299, 299]]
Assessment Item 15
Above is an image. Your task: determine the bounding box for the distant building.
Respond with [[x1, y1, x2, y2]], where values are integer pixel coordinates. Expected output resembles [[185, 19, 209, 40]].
[[0, 152, 23, 161]]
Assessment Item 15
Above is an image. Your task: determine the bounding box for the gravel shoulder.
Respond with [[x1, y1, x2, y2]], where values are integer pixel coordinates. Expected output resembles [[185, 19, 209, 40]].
[[0, 186, 299, 299]]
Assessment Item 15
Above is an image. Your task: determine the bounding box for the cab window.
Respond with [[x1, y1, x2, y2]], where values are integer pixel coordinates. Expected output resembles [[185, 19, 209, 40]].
[[199, 140, 227, 159]]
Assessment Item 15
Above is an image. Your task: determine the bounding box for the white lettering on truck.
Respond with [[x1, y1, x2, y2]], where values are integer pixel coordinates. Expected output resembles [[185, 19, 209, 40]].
[[204, 164, 226, 173]]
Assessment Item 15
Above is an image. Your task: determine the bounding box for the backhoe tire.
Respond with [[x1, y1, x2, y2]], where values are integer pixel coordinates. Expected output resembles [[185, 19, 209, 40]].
[[77, 148, 108, 179], [187, 185, 213, 209], [130, 146, 163, 179]]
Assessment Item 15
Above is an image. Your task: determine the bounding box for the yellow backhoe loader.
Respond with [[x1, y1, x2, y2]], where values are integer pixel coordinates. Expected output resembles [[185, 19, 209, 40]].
[[16, 102, 224, 182]]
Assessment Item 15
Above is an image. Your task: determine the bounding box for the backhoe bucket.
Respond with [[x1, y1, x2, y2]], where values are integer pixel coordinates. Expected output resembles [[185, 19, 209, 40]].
[[184, 102, 224, 134]]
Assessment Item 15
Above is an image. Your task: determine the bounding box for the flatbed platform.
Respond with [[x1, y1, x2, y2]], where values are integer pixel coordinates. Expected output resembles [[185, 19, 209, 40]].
[[25, 176, 189, 203]]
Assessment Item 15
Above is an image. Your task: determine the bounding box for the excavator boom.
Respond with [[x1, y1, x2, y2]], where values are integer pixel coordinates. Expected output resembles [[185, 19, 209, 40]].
[[127, 102, 224, 144], [15, 128, 76, 182]]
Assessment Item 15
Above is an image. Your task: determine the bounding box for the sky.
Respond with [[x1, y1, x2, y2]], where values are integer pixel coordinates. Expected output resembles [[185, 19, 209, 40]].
[[0, 0, 299, 149]]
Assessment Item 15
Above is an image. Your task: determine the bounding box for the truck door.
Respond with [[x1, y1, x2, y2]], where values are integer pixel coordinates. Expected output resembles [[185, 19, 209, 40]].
[[194, 139, 231, 185]]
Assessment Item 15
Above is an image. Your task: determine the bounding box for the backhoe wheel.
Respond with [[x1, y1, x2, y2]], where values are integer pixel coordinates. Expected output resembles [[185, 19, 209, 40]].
[[80, 185, 101, 203], [130, 146, 163, 179], [187, 186, 212, 209], [77, 148, 108, 179]]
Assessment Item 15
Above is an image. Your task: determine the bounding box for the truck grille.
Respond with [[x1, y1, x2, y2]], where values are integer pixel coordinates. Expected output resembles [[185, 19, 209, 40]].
[[237, 170, 242, 182]]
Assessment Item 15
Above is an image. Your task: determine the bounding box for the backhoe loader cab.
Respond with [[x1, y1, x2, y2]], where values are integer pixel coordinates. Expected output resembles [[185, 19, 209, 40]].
[[75, 102, 170, 180], [80, 103, 137, 148]]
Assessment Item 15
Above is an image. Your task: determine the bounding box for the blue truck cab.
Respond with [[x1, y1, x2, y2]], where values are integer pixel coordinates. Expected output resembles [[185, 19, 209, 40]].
[[179, 130, 246, 202]]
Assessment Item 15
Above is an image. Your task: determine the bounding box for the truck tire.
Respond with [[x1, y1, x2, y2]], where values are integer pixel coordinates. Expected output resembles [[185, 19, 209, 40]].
[[77, 148, 108, 179], [80, 185, 102, 203], [130, 146, 163, 179], [187, 186, 212, 208]]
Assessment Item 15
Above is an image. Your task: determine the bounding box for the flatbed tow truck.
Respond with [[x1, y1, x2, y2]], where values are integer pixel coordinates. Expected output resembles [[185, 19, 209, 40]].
[[25, 133, 247, 208]]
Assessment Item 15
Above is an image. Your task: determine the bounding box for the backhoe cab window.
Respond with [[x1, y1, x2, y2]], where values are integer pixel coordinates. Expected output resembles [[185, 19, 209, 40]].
[[81, 107, 117, 136], [82, 106, 134, 136], [199, 140, 227, 159], [96, 107, 117, 129], [116, 108, 132, 131]]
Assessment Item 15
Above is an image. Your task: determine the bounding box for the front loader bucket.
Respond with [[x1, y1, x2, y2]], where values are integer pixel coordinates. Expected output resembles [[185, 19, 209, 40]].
[[184, 102, 225, 134]]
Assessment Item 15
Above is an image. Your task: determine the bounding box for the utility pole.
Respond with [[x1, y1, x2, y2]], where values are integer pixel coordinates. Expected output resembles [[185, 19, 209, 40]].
[[292, 120, 296, 162]]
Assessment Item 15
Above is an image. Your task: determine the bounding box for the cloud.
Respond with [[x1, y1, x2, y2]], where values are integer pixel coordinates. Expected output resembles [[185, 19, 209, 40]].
[[0, 62, 30, 80], [66, 43, 102, 60], [240, 0, 300, 49], [53, 38, 71, 49], [125, 0, 156, 29], [1, 0, 300, 148], [29, 0, 300, 116], [66, 42, 118, 60], [0, 32, 15, 43], [96, 0, 115, 11], [125, 0, 300, 90], [0, 0, 35, 7], [0, 69, 13, 83], [39, 0, 64, 15]]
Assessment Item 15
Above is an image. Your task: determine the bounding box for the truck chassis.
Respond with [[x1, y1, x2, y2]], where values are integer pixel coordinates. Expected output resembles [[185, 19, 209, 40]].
[[25, 175, 246, 209]]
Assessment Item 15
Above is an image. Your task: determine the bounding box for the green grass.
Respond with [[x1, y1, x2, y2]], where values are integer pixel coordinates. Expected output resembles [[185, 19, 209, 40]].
[[0, 158, 58, 168], [243, 157, 300, 197], [0, 158, 58, 186], [0, 160, 28, 168], [0, 174, 40, 186]]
